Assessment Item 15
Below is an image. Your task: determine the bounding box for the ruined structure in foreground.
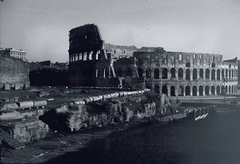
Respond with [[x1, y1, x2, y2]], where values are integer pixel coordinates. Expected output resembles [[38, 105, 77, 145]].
[[68, 24, 238, 96]]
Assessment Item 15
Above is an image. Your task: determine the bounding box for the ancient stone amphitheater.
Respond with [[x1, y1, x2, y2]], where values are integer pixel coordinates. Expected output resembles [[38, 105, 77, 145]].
[[68, 24, 238, 97]]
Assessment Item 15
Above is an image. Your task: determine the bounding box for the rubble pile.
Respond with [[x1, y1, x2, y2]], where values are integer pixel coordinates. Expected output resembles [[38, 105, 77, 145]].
[[40, 92, 161, 132]]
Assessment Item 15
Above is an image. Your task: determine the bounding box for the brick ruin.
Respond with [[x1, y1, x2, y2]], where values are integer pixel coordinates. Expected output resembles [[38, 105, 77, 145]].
[[69, 24, 238, 96]]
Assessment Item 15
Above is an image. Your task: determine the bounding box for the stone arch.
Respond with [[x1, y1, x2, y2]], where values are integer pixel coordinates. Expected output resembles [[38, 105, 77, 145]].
[[162, 68, 168, 79], [178, 68, 183, 79], [186, 69, 190, 80], [162, 85, 168, 95], [199, 86, 203, 96], [217, 85, 220, 95], [211, 69, 215, 80], [154, 68, 159, 79], [217, 69, 220, 80], [179, 85, 184, 96], [193, 86, 197, 96], [205, 86, 210, 95], [170, 68, 176, 78], [206, 69, 210, 79], [137, 67, 144, 78], [125, 67, 132, 76], [154, 85, 160, 93], [170, 86, 175, 96], [185, 86, 191, 95], [199, 69, 204, 78], [211, 86, 215, 95], [193, 68, 197, 80], [146, 68, 151, 79], [117, 68, 123, 77]]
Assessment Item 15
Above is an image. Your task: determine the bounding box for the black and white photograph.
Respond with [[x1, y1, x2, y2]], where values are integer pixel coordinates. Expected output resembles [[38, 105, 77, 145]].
[[0, 0, 240, 163]]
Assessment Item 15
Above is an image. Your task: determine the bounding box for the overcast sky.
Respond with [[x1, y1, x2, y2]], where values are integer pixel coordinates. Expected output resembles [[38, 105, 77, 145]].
[[0, 0, 240, 62]]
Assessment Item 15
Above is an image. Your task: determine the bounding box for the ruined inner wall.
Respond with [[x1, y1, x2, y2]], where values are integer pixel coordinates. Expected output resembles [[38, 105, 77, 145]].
[[0, 55, 30, 89]]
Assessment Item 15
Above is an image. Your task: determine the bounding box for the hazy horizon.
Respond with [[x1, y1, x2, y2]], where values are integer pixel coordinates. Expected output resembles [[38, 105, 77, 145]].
[[0, 0, 240, 62]]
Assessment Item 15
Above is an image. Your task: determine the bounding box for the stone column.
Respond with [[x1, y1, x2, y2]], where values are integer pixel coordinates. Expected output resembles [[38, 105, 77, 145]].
[[209, 69, 211, 80], [167, 85, 170, 96], [175, 70, 178, 80], [202, 86, 205, 96], [190, 69, 193, 81], [197, 70, 200, 80], [203, 69, 205, 80], [167, 69, 171, 79], [183, 86, 185, 96], [159, 69, 162, 80], [197, 86, 199, 96], [175, 85, 179, 96], [183, 69, 186, 80], [190, 87, 192, 96]]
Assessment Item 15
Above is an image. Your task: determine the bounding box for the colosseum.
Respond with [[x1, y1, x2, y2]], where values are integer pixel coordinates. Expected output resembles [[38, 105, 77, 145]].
[[68, 24, 238, 96]]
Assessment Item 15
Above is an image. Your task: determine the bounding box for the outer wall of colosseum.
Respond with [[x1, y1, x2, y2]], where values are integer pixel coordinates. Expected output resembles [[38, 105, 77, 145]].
[[130, 48, 238, 96]]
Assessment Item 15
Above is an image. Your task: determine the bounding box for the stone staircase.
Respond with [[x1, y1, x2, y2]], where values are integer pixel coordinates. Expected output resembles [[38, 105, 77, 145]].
[[0, 128, 25, 149]]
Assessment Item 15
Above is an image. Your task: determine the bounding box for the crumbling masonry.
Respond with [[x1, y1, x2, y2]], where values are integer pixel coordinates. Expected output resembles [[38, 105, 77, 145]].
[[68, 24, 238, 96]]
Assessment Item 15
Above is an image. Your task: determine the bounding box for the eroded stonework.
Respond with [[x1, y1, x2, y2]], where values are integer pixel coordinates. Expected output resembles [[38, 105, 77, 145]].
[[68, 24, 238, 96]]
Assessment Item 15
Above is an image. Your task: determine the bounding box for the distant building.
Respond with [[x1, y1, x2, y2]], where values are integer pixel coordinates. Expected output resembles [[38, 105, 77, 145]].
[[0, 48, 27, 61], [68, 24, 238, 96]]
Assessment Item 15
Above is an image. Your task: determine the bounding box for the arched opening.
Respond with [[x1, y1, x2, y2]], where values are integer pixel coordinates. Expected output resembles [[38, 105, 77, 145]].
[[170, 68, 176, 79], [186, 62, 191, 67], [162, 68, 168, 79], [199, 69, 204, 78], [146, 68, 151, 79], [125, 67, 132, 76], [205, 86, 210, 95], [217, 85, 220, 95], [104, 68, 109, 78], [162, 85, 168, 95], [222, 69, 224, 78], [211, 69, 215, 80], [226, 70, 228, 78], [179, 85, 184, 96], [193, 86, 197, 96], [117, 68, 123, 77], [217, 69, 220, 80], [178, 68, 183, 79], [211, 86, 215, 95], [154, 68, 159, 79], [186, 69, 190, 80], [193, 68, 197, 80], [229, 85, 231, 93], [185, 86, 191, 95], [229, 70, 231, 78], [199, 86, 203, 96], [170, 86, 175, 96], [154, 85, 160, 93], [225, 86, 228, 93], [211, 63, 216, 68], [205, 69, 210, 79], [137, 67, 144, 78], [232, 85, 234, 93]]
